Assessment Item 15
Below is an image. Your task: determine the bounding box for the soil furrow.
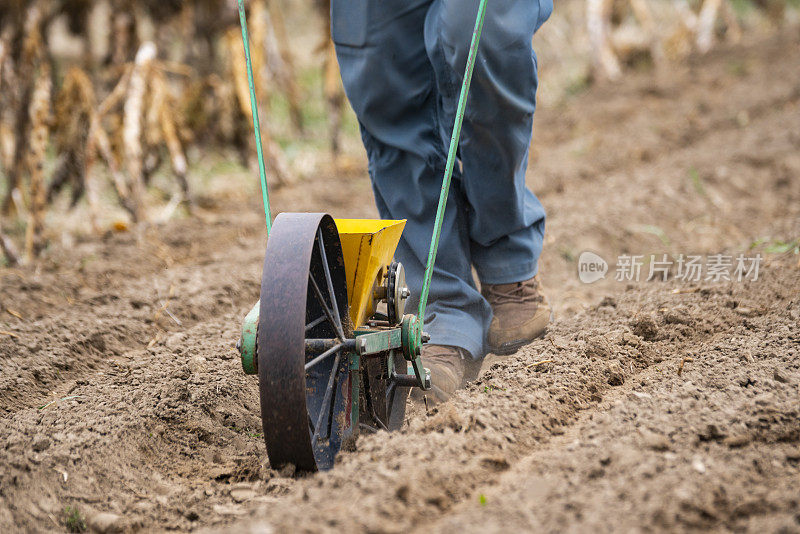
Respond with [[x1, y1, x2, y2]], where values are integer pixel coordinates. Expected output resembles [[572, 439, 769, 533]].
[[432, 259, 799, 533]]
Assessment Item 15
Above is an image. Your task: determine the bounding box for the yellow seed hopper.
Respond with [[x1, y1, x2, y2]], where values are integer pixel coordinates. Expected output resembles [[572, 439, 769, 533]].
[[334, 219, 406, 328]]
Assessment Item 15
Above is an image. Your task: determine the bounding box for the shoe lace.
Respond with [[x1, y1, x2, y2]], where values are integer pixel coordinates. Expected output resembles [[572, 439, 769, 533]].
[[484, 280, 543, 306]]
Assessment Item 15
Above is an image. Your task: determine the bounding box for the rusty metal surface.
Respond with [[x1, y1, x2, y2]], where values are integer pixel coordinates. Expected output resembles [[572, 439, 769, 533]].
[[258, 213, 351, 472]]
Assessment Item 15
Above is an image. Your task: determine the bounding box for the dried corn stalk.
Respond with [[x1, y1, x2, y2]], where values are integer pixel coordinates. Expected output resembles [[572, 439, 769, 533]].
[[323, 42, 344, 156], [3, 1, 46, 215], [317, 0, 345, 156], [149, 67, 191, 210], [0, 218, 20, 266], [629, 0, 663, 66], [0, 25, 11, 94], [123, 41, 157, 222], [208, 73, 238, 144], [696, 0, 723, 52], [0, 26, 16, 174], [110, 1, 137, 66], [85, 65, 139, 220], [265, 0, 304, 134], [226, 27, 292, 187], [587, 0, 622, 81], [49, 67, 96, 216], [249, 0, 271, 111], [670, 0, 741, 57], [86, 43, 194, 226], [587, 0, 677, 80], [23, 60, 51, 260]]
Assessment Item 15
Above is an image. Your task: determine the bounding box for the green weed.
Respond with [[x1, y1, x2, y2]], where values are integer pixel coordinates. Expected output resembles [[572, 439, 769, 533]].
[[764, 239, 799, 254], [64, 506, 86, 533]]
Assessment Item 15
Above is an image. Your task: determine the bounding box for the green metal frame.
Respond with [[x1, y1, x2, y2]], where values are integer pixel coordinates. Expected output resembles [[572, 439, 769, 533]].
[[241, 307, 428, 389], [353, 327, 403, 355]]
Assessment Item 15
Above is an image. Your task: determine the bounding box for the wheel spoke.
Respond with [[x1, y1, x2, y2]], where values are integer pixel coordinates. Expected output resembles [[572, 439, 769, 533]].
[[305, 315, 326, 332], [311, 351, 342, 448], [309, 273, 343, 340], [325, 357, 343, 440], [304, 343, 345, 371], [316, 230, 345, 338], [362, 369, 389, 431]]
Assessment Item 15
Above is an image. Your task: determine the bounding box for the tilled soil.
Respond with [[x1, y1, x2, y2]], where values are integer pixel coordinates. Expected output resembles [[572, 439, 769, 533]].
[[1, 31, 799, 533]]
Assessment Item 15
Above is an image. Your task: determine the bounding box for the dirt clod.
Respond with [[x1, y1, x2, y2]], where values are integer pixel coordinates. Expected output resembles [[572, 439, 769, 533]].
[[631, 315, 659, 341], [640, 430, 671, 451], [30, 434, 50, 452], [230, 488, 257, 503], [87, 512, 123, 534], [723, 435, 752, 448]]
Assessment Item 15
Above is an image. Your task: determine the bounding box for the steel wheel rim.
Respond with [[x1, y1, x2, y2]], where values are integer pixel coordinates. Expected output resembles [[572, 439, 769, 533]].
[[258, 213, 352, 471]]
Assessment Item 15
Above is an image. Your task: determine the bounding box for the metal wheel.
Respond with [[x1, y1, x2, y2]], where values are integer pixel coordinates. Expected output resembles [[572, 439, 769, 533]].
[[258, 213, 353, 471], [362, 354, 408, 432]]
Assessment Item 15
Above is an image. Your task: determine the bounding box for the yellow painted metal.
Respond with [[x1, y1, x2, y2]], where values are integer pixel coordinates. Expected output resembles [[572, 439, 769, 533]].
[[335, 219, 406, 328]]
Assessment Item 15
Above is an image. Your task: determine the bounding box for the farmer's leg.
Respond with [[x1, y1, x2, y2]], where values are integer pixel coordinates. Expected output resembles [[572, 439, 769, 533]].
[[425, 0, 553, 353], [332, 0, 491, 358], [424, 0, 551, 284]]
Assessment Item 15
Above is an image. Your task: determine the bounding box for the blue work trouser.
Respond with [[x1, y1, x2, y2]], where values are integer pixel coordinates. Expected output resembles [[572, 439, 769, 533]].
[[332, 0, 552, 358]]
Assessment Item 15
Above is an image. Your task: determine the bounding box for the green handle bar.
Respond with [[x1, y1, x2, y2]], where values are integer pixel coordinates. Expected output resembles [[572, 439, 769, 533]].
[[237, 0, 272, 235]]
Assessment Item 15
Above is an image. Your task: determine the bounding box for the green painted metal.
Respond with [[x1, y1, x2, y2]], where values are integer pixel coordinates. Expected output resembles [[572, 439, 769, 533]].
[[353, 321, 427, 389], [401, 314, 429, 389], [400, 315, 421, 361], [418, 0, 488, 325], [236, 0, 272, 234], [349, 351, 361, 371], [239, 300, 260, 374], [353, 328, 403, 356]]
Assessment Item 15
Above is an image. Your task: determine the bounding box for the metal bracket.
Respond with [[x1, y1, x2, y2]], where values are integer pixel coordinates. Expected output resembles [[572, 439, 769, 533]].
[[353, 328, 402, 356]]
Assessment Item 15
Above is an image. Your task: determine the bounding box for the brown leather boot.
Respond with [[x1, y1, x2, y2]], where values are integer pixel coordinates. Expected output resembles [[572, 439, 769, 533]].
[[413, 345, 466, 405], [482, 275, 551, 355]]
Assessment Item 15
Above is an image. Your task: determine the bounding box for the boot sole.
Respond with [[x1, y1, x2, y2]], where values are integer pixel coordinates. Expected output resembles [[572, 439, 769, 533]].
[[488, 327, 548, 356]]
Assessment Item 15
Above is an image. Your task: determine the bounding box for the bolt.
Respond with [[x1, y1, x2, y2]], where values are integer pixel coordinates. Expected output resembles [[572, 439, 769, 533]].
[[236, 338, 242, 353], [400, 287, 410, 299], [359, 337, 367, 353], [421, 331, 431, 343], [423, 368, 432, 389]]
